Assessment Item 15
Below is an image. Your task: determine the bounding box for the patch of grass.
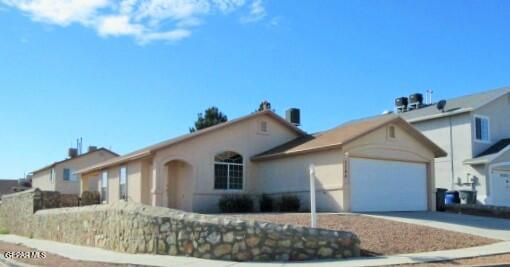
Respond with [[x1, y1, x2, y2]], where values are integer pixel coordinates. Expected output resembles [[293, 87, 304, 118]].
[[0, 228, 10, 235]]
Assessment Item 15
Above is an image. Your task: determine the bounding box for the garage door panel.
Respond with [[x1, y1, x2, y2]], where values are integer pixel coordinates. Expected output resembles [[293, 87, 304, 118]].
[[350, 158, 427, 212]]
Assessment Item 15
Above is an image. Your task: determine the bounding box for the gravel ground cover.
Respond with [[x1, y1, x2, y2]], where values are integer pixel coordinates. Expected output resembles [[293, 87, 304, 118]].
[[0, 241, 148, 267], [232, 213, 498, 256]]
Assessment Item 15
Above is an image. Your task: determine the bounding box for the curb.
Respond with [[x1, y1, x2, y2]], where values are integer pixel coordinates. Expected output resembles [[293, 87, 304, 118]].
[[1, 235, 510, 267]]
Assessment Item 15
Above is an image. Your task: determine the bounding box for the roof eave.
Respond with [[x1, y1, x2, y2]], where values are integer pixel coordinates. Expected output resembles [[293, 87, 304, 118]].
[[464, 159, 489, 165], [251, 143, 344, 161], [78, 110, 306, 173], [406, 108, 473, 123], [464, 144, 510, 166], [76, 151, 152, 175]]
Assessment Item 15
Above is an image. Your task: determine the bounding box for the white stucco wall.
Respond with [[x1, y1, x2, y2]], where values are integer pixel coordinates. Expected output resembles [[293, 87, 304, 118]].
[[411, 114, 472, 190], [471, 93, 510, 156]]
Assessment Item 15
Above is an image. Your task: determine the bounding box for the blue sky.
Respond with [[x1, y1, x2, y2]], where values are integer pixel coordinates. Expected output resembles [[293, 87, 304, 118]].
[[1, 1, 510, 179]]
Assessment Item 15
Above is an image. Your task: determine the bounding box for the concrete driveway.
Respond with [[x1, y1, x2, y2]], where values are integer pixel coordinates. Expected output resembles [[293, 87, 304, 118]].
[[364, 211, 510, 241]]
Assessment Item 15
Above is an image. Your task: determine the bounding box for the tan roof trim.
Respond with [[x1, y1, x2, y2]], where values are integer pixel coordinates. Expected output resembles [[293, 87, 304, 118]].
[[31, 148, 119, 175], [251, 143, 345, 161], [76, 110, 306, 175], [75, 151, 152, 174], [344, 117, 447, 158], [252, 116, 447, 161]]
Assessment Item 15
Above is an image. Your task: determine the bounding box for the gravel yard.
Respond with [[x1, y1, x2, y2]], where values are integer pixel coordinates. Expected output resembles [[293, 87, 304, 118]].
[[232, 213, 498, 256]]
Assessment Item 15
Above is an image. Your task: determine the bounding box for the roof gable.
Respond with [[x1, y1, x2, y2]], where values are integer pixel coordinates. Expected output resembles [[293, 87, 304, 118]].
[[77, 110, 306, 174], [252, 114, 446, 161], [31, 148, 119, 174]]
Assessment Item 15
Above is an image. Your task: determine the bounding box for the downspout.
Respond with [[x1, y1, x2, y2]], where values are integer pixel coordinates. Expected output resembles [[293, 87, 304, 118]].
[[449, 116, 455, 189]]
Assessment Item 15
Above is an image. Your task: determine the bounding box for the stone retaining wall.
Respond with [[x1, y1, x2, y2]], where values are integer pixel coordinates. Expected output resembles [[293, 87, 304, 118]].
[[0, 189, 360, 261]]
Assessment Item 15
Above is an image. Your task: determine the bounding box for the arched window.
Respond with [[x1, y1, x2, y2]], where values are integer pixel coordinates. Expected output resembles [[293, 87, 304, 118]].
[[214, 151, 243, 190]]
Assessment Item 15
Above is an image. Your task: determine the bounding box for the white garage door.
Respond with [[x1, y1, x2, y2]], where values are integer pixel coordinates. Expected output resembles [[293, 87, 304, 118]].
[[350, 158, 428, 212]]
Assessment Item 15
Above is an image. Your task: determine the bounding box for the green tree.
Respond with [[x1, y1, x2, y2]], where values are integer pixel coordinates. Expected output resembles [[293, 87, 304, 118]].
[[189, 107, 228, 132]]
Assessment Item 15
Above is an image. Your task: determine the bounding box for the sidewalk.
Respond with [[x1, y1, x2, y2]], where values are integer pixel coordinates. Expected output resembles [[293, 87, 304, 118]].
[[1, 234, 510, 267]]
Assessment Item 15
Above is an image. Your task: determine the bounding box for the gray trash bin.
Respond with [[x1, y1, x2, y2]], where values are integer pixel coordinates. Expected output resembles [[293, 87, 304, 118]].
[[459, 190, 477, 204]]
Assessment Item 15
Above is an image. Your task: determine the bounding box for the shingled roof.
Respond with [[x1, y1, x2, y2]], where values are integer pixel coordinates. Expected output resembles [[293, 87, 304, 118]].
[[400, 87, 510, 123], [31, 148, 119, 174], [478, 139, 510, 158], [252, 114, 446, 161], [0, 179, 20, 199], [464, 138, 510, 165], [76, 110, 307, 175]]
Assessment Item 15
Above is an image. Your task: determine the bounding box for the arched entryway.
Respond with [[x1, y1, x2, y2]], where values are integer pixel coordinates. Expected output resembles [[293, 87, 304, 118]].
[[166, 160, 193, 211]]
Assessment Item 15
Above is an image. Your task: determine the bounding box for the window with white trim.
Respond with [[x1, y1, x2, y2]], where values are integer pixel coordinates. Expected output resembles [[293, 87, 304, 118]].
[[101, 171, 108, 203], [119, 166, 127, 200], [214, 151, 243, 190], [49, 168, 55, 183], [474, 115, 490, 142]]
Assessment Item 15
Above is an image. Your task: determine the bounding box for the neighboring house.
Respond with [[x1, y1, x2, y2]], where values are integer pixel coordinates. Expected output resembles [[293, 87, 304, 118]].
[[77, 110, 445, 213], [400, 87, 510, 206], [0, 179, 23, 200], [31, 148, 119, 195]]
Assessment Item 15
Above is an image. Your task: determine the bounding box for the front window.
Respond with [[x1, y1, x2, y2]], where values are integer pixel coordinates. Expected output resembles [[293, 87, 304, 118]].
[[63, 168, 77, 181], [119, 166, 127, 200], [474, 115, 490, 142], [49, 168, 55, 183], [101, 171, 108, 203], [214, 151, 243, 190]]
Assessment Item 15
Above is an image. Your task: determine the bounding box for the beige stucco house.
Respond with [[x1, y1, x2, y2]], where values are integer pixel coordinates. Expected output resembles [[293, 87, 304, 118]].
[[77, 110, 445, 213], [31, 148, 118, 195]]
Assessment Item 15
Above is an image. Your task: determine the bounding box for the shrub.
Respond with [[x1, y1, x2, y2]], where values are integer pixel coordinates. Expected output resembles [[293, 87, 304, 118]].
[[60, 194, 80, 207], [276, 195, 301, 212], [0, 228, 9, 235], [81, 191, 100, 206], [218, 194, 254, 213], [259, 194, 274, 212]]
